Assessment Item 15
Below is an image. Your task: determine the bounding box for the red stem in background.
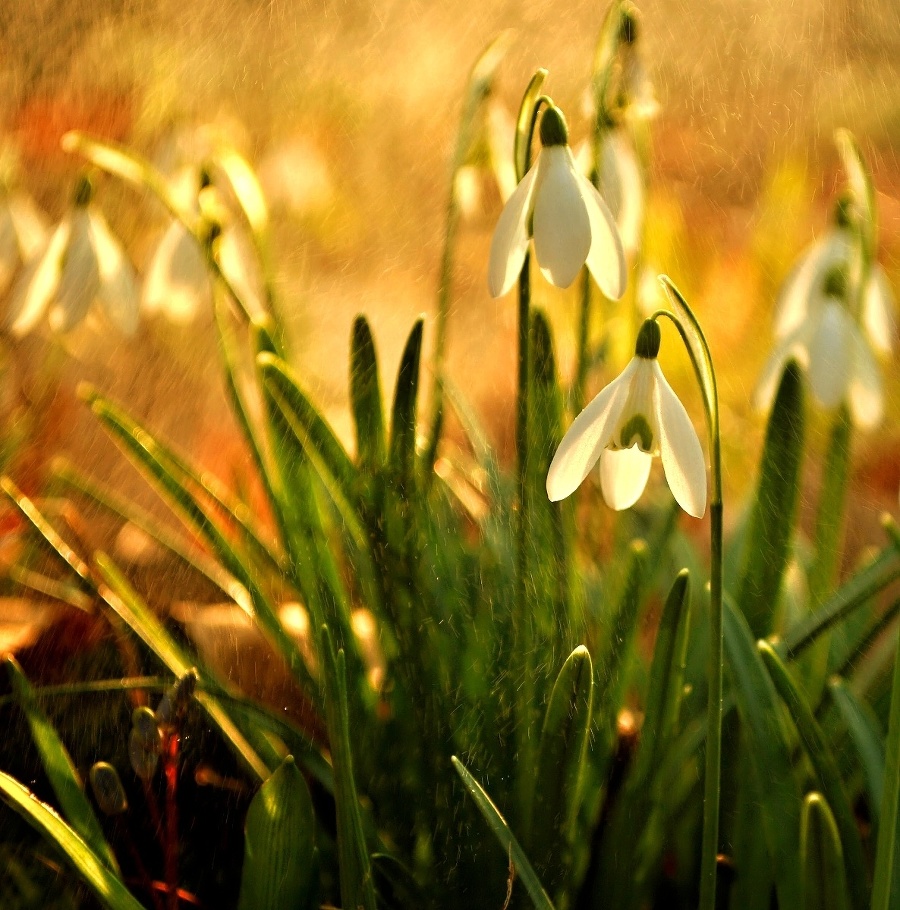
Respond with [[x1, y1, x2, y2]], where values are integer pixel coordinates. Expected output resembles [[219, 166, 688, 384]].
[[164, 730, 180, 910]]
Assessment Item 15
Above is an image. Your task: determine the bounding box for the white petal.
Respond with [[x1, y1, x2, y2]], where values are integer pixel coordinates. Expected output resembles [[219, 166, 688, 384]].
[[774, 231, 850, 338], [754, 321, 811, 413], [89, 212, 139, 335], [0, 206, 19, 296], [487, 159, 541, 297], [579, 168, 627, 300], [7, 194, 48, 260], [49, 210, 99, 333], [599, 445, 652, 510], [486, 100, 517, 203], [546, 359, 638, 501], [807, 302, 853, 409], [599, 130, 644, 260], [653, 362, 706, 518], [142, 221, 209, 323], [532, 146, 591, 289], [7, 219, 70, 336], [863, 266, 894, 354], [848, 330, 883, 430], [218, 228, 265, 319]]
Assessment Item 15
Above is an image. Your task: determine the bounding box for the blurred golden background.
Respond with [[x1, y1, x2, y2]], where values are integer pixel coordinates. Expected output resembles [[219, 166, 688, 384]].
[[1, 0, 899, 553]]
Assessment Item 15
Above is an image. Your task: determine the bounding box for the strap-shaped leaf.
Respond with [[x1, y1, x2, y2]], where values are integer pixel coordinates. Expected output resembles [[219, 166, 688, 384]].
[[0, 771, 145, 910], [452, 756, 556, 910], [389, 319, 424, 488], [723, 600, 802, 909], [319, 626, 377, 910], [801, 792, 850, 910], [238, 756, 319, 910], [781, 544, 900, 657], [828, 678, 885, 818], [736, 361, 805, 636], [350, 315, 387, 472], [759, 642, 867, 910], [872, 626, 900, 910], [7, 657, 119, 873], [529, 645, 593, 891]]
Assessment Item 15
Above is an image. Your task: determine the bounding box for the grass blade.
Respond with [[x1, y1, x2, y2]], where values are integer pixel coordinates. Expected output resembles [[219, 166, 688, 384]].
[[871, 626, 900, 910], [735, 361, 805, 636], [801, 792, 850, 910], [350, 315, 387, 472], [758, 642, 867, 910], [389, 319, 424, 487], [319, 626, 377, 910], [0, 771, 145, 910], [7, 657, 119, 873], [723, 600, 802, 909], [452, 756, 556, 910], [237, 756, 319, 910]]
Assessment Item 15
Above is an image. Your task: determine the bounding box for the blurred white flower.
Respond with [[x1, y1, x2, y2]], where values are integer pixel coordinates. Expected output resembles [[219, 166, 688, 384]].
[[488, 105, 626, 299], [142, 169, 265, 323], [0, 192, 48, 297], [757, 281, 883, 430], [547, 319, 706, 517], [7, 178, 138, 337], [774, 224, 895, 355], [576, 127, 645, 262]]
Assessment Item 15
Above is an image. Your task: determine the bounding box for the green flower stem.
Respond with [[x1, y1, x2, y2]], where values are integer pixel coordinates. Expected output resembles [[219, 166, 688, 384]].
[[653, 282, 722, 910], [515, 88, 549, 812], [871, 625, 900, 910], [571, 269, 592, 415]]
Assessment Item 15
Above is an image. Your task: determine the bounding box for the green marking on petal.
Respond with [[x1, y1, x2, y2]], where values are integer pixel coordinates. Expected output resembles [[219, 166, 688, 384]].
[[619, 413, 653, 451], [822, 264, 849, 300]]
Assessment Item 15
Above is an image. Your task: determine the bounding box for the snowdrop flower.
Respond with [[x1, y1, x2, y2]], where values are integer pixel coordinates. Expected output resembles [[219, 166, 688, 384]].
[[142, 170, 264, 323], [774, 200, 894, 355], [547, 318, 706, 517], [0, 191, 48, 297], [757, 267, 883, 429], [7, 176, 139, 337], [488, 104, 626, 299]]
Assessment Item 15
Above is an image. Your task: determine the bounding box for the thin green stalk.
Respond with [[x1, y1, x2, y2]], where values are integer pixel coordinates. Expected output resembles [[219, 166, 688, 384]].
[[655, 278, 722, 910], [572, 270, 592, 416], [871, 627, 900, 910]]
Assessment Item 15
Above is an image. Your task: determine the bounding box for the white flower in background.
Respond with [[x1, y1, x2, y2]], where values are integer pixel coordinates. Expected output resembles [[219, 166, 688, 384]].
[[6, 176, 139, 337], [0, 192, 48, 297], [547, 319, 706, 517], [774, 213, 894, 355], [488, 104, 626, 299], [757, 266, 883, 429], [142, 168, 265, 323]]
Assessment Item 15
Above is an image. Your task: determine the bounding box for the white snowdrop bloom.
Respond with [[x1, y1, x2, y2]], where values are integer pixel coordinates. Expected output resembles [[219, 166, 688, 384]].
[[488, 105, 626, 300], [547, 319, 706, 517], [597, 128, 644, 260], [142, 220, 210, 324], [6, 178, 138, 337], [757, 279, 883, 430], [775, 224, 895, 355], [0, 192, 48, 297]]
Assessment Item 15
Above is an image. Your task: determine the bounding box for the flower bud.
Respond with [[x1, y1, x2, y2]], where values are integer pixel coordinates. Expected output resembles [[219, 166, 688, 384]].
[[129, 706, 161, 780], [89, 762, 128, 815]]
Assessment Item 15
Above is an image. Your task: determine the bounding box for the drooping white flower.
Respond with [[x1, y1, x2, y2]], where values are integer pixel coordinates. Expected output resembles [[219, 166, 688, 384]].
[[0, 192, 48, 297], [547, 319, 707, 517], [757, 274, 883, 429], [488, 105, 626, 300], [142, 169, 265, 323], [6, 177, 139, 337], [774, 224, 895, 355]]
